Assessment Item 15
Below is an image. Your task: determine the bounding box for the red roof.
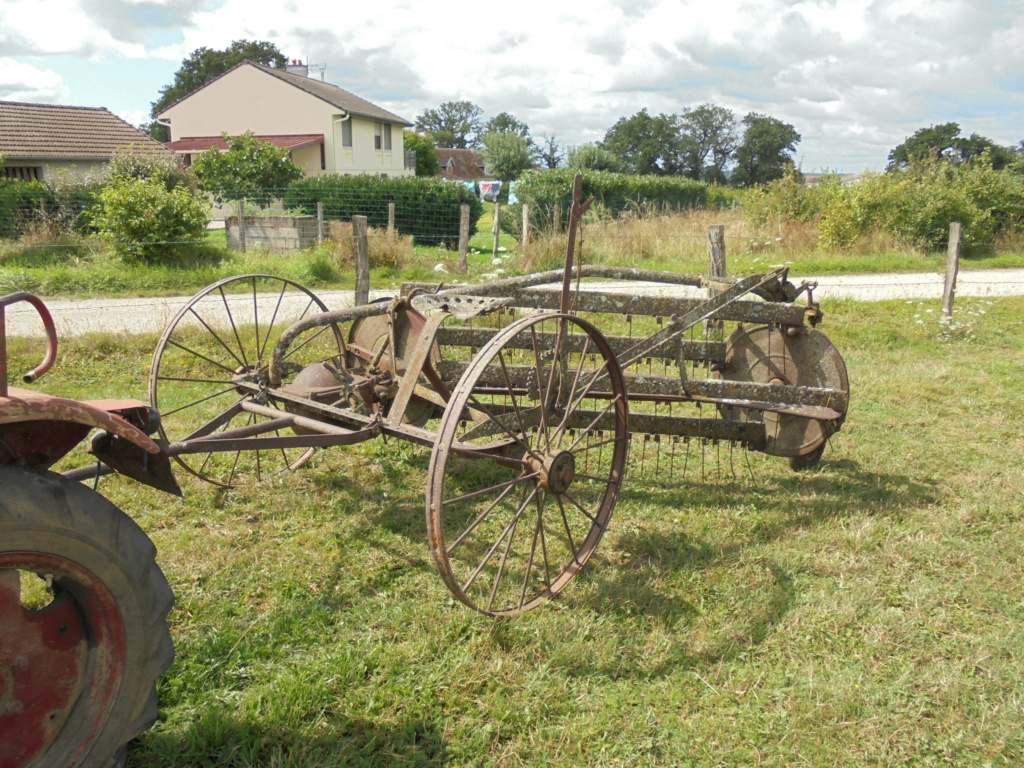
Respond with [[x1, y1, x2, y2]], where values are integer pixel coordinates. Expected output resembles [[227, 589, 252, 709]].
[[165, 134, 324, 152]]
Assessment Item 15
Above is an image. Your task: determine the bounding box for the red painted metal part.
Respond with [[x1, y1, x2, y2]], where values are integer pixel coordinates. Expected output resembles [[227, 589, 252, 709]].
[[0, 388, 159, 470], [0, 553, 126, 768]]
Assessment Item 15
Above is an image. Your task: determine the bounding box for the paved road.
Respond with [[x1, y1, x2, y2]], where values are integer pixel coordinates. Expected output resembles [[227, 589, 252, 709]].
[[5, 269, 1024, 338]]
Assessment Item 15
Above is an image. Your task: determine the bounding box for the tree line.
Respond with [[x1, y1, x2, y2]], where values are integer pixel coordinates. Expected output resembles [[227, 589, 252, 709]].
[[141, 40, 1023, 189]]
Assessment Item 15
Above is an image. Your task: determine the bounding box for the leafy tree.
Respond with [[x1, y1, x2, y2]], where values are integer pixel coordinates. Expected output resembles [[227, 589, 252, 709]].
[[601, 109, 683, 175], [190, 131, 303, 207], [537, 134, 565, 169], [678, 104, 738, 183], [479, 132, 536, 181], [402, 131, 440, 176], [414, 101, 484, 149], [730, 113, 801, 187], [483, 112, 531, 139], [567, 144, 623, 173], [888, 123, 1016, 170], [146, 40, 286, 141]]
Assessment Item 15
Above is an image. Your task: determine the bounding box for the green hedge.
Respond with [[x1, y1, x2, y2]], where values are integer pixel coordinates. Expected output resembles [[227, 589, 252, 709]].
[[282, 175, 484, 247], [0, 179, 104, 239], [501, 169, 710, 235]]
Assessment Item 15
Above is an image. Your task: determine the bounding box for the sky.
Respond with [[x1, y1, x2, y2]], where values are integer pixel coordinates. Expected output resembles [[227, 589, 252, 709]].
[[1, 0, 1022, 174]]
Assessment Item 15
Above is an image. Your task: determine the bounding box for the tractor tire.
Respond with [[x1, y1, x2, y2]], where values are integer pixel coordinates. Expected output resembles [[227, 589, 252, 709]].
[[0, 466, 174, 768]]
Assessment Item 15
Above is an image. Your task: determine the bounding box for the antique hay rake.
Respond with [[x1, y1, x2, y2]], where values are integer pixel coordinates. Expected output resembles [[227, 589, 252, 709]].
[[0, 176, 848, 767]]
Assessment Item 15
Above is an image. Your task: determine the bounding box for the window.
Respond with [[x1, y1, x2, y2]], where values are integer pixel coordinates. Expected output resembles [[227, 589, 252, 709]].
[[341, 119, 352, 148], [1, 166, 41, 180], [374, 122, 383, 150], [384, 124, 392, 151]]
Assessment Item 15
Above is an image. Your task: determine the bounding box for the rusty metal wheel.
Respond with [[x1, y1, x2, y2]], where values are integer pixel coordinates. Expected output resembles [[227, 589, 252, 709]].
[[426, 313, 629, 617], [717, 323, 849, 465], [150, 274, 344, 487], [0, 466, 174, 768]]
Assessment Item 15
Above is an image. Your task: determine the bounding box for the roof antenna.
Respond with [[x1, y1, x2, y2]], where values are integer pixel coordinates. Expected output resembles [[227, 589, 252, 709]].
[[308, 62, 326, 81]]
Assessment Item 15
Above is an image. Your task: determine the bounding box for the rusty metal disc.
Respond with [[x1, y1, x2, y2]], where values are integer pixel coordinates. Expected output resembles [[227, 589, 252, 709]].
[[718, 324, 849, 459], [347, 303, 441, 427]]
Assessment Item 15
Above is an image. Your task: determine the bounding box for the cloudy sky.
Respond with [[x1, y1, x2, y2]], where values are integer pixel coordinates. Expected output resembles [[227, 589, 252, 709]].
[[2, 0, 1021, 173]]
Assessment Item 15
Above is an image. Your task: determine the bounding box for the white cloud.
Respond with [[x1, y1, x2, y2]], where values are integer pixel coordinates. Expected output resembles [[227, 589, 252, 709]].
[[0, 58, 69, 102], [0, 0, 1019, 170]]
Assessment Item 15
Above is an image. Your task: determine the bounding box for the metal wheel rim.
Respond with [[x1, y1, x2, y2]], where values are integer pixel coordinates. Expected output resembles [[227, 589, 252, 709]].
[[426, 312, 629, 617], [149, 274, 343, 487]]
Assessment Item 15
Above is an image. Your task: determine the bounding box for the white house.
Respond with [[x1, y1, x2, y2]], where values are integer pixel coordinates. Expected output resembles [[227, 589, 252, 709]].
[[159, 61, 415, 178]]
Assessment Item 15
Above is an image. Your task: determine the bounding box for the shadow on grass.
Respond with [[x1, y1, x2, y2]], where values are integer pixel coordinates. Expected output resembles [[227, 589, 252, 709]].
[[131, 710, 447, 768], [558, 457, 939, 677]]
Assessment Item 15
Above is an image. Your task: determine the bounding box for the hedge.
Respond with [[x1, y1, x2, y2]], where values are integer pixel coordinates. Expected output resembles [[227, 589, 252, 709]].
[[282, 174, 484, 247]]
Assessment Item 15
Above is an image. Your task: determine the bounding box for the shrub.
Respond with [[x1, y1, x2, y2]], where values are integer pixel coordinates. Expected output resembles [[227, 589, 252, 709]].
[[191, 131, 303, 207], [283, 174, 483, 247], [321, 220, 414, 269], [501, 168, 709, 236], [91, 177, 210, 263]]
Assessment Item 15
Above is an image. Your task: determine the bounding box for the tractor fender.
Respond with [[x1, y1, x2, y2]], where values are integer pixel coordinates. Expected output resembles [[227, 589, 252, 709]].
[[0, 387, 160, 454]]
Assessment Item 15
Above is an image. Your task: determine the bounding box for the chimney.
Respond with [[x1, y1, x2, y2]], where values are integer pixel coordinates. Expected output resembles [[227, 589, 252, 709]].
[[286, 59, 309, 77]]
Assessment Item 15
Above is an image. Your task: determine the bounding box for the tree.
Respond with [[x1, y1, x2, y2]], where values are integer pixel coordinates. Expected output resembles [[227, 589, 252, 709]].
[[190, 131, 303, 206], [482, 112, 531, 139], [414, 101, 484, 149], [601, 109, 683, 175], [678, 104, 738, 183], [888, 123, 1016, 170], [402, 131, 440, 176], [479, 132, 536, 181], [537, 134, 565, 169], [145, 40, 286, 141], [567, 144, 623, 173], [730, 113, 801, 186]]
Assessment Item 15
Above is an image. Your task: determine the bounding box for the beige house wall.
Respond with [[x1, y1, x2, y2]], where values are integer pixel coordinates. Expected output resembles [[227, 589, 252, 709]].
[[161, 65, 411, 178]]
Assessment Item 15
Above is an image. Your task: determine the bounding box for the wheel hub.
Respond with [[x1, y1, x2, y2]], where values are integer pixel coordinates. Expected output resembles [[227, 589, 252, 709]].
[[536, 450, 576, 495]]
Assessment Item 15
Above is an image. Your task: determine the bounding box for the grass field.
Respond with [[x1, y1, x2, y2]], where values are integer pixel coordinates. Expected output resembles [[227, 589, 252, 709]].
[[9, 290, 1022, 767], [2, 204, 1023, 300]]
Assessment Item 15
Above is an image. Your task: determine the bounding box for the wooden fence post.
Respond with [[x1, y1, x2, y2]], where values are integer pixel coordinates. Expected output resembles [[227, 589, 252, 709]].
[[316, 201, 324, 243], [941, 221, 963, 321], [387, 202, 396, 233], [458, 204, 470, 274], [707, 225, 727, 336], [492, 202, 502, 260], [553, 203, 562, 233], [521, 204, 530, 250], [352, 215, 370, 306], [238, 198, 247, 253]]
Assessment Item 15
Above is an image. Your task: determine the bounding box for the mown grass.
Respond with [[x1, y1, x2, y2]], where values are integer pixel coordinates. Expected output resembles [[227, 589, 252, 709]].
[[9, 292, 1022, 767]]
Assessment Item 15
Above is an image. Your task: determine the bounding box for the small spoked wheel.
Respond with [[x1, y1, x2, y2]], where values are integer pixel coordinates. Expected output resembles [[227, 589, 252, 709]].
[[426, 313, 628, 617], [150, 274, 344, 487], [0, 466, 174, 768]]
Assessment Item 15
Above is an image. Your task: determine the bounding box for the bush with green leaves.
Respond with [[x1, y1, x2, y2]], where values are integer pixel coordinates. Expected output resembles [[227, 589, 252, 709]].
[[282, 174, 483, 247], [191, 131, 303, 207], [818, 159, 1024, 251], [91, 177, 210, 263], [0, 178, 53, 239], [500, 168, 708, 235]]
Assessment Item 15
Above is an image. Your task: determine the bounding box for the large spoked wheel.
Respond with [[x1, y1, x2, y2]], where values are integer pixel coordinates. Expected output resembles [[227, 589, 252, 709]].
[[0, 466, 174, 768], [426, 313, 629, 617], [718, 323, 850, 470], [150, 274, 344, 487]]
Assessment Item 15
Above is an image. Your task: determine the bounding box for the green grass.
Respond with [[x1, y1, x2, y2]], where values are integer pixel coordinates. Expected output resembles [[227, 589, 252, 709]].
[[10, 293, 1023, 767], [4, 204, 1022, 300]]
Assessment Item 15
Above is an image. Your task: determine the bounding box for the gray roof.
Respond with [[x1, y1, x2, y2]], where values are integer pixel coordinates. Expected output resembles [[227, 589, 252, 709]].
[[163, 61, 413, 127], [0, 100, 170, 160]]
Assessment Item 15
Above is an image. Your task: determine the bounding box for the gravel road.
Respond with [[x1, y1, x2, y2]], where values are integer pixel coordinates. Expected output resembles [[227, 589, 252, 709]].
[[5, 268, 1024, 339]]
